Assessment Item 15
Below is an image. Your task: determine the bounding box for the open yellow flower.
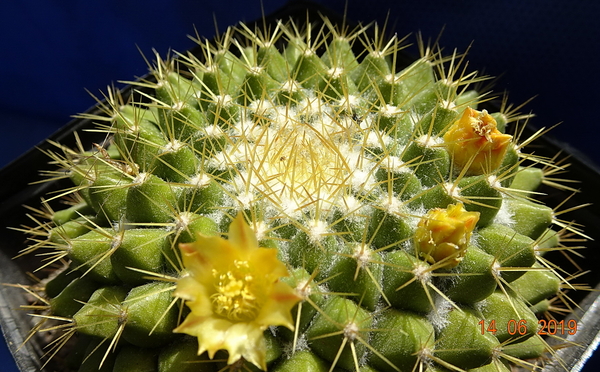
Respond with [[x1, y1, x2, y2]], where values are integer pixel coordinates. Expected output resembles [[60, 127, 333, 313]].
[[173, 214, 301, 370], [443, 107, 513, 175], [414, 203, 480, 268]]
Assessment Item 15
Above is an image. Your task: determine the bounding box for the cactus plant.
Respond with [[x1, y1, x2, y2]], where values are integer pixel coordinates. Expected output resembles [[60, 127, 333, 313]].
[[11, 11, 590, 372]]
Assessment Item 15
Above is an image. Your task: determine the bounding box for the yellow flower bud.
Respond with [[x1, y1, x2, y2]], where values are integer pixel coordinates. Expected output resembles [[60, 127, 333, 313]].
[[414, 203, 480, 268], [443, 107, 513, 175]]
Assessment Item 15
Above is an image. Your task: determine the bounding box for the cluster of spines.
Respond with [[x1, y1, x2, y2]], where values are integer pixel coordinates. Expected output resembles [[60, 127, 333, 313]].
[[12, 14, 589, 372]]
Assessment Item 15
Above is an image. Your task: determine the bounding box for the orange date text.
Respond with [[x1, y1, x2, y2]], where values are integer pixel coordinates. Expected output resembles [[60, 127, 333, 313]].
[[478, 319, 578, 336]]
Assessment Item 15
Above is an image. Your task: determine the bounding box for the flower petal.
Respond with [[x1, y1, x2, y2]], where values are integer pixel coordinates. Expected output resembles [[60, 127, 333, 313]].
[[228, 214, 259, 252], [443, 107, 513, 175], [255, 280, 300, 330], [174, 315, 230, 357], [221, 322, 267, 370], [249, 248, 290, 280], [173, 277, 213, 317]]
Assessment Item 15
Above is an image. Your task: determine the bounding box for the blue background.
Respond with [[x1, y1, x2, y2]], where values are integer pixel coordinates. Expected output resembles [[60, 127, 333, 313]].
[[1, 0, 599, 371]]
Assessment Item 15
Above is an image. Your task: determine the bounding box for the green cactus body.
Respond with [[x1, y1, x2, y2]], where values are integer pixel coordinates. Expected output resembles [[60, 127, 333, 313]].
[[17, 14, 587, 372]]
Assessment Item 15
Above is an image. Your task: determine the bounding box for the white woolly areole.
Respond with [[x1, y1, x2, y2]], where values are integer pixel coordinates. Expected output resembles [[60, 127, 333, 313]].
[[380, 155, 408, 173], [279, 197, 302, 219], [350, 169, 370, 191], [283, 333, 309, 356], [174, 211, 194, 231], [162, 139, 185, 153], [439, 78, 456, 87], [295, 279, 313, 299], [307, 219, 328, 243], [416, 134, 444, 148], [352, 243, 372, 268], [492, 261, 502, 278], [204, 124, 224, 138], [359, 117, 372, 131], [298, 96, 321, 116], [281, 80, 299, 92], [339, 144, 360, 166], [487, 174, 502, 189], [249, 66, 263, 75], [443, 182, 461, 199], [493, 194, 516, 227], [171, 101, 185, 111], [251, 220, 268, 241], [215, 94, 232, 106], [209, 151, 228, 170], [204, 63, 218, 73], [412, 262, 432, 284], [385, 73, 398, 84], [379, 195, 403, 215], [358, 163, 379, 193], [475, 298, 489, 313], [417, 348, 434, 367], [249, 99, 274, 116], [341, 194, 363, 215], [427, 296, 453, 332], [338, 94, 359, 108], [231, 173, 248, 191], [236, 191, 255, 210], [111, 231, 124, 250], [365, 130, 391, 149], [132, 172, 150, 185], [343, 322, 360, 341], [328, 67, 344, 78], [380, 104, 402, 117], [441, 99, 456, 110], [233, 118, 260, 141]]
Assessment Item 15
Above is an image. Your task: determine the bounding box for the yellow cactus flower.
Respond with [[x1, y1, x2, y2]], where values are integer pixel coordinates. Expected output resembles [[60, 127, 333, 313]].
[[173, 214, 301, 370], [414, 203, 480, 268], [443, 107, 513, 175]]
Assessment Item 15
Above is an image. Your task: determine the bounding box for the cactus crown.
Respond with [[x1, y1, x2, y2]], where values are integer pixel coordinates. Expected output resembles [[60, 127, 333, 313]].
[[14, 12, 589, 372]]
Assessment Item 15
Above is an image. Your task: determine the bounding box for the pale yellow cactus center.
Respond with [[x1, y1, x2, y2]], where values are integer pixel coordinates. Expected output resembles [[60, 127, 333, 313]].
[[223, 97, 381, 216], [414, 203, 480, 268], [443, 107, 513, 175], [258, 119, 344, 200]]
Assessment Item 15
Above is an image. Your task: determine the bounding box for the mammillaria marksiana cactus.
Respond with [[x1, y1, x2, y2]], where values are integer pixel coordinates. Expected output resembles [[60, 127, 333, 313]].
[[12, 11, 590, 372]]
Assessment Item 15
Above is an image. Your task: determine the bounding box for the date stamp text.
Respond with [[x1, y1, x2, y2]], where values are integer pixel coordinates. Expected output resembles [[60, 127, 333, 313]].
[[479, 319, 578, 336]]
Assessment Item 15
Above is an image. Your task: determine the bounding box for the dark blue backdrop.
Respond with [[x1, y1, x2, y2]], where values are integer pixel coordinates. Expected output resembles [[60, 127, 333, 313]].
[[1, 1, 599, 371]]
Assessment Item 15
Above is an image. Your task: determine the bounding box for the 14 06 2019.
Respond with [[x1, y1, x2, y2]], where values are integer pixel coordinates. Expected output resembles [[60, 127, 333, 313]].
[[479, 319, 578, 336]]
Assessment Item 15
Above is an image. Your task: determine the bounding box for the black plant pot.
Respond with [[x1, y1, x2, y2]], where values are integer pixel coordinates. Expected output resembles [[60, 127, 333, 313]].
[[1, 2, 599, 371]]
